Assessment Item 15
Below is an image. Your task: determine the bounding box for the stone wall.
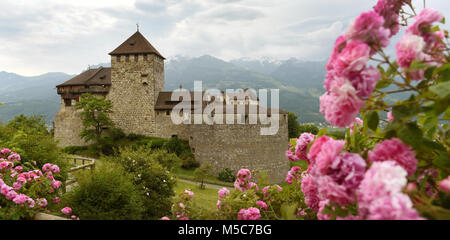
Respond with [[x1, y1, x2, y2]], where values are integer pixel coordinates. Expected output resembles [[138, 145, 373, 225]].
[[154, 110, 190, 139], [187, 113, 289, 183], [107, 54, 164, 136], [54, 102, 89, 147]]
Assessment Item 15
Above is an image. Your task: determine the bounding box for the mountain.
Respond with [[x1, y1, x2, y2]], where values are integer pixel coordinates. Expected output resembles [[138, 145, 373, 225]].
[[0, 71, 74, 123], [166, 56, 326, 123], [0, 56, 328, 125]]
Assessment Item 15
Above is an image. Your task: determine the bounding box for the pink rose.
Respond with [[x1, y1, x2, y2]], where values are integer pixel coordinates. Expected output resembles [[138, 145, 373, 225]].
[[61, 207, 72, 216]]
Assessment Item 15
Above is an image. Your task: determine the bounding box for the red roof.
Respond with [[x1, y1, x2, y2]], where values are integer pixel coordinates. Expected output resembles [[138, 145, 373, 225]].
[[109, 31, 165, 59]]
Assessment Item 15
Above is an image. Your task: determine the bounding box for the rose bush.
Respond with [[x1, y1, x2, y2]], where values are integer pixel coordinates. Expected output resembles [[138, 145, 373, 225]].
[[162, 0, 449, 220], [0, 149, 72, 220]]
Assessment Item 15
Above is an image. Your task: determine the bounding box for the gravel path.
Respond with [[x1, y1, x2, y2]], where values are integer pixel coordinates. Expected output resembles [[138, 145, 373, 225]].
[[177, 178, 232, 190]]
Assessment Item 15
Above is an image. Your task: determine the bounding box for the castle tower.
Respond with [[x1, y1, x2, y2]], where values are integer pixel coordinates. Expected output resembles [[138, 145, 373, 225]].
[[107, 31, 165, 136]]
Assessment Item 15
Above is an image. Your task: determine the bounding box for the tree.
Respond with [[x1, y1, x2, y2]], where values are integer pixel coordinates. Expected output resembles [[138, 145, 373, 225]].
[[287, 112, 300, 138], [194, 163, 213, 189], [75, 93, 114, 148], [298, 123, 319, 135]]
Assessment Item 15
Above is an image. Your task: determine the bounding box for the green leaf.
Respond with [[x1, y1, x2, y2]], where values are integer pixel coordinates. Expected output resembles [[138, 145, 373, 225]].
[[392, 102, 422, 120], [433, 152, 450, 168], [409, 60, 429, 70], [367, 111, 379, 131], [429, 81, 450, 99], [281, 203, 298, 220], [397, 122, 423, 148]]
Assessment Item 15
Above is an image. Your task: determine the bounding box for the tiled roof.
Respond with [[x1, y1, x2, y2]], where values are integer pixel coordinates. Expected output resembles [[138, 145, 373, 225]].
[[109, 31, 165, 59], [56, 67, 111, 87]]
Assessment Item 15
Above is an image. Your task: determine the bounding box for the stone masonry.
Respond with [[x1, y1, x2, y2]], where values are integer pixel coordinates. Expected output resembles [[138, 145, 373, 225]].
[[54, 30, 290, 183]]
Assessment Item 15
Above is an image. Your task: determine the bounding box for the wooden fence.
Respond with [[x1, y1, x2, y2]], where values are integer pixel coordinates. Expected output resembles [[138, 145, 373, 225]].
[[62, 155, 96, 193]]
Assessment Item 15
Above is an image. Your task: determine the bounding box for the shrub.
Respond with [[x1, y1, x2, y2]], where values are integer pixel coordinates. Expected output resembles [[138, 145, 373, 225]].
[[149, 148, 181, 171], [163, 136, 190, 156], [0, 149, 68, 220], [194, 164, 213, 189], [106, 147, 176, 219], [218, 168, 236, 183], [180, 151, 200, 169], [64, 163, 144, 220], [298, 124, 319, 135], [0, 115, 69, 181]]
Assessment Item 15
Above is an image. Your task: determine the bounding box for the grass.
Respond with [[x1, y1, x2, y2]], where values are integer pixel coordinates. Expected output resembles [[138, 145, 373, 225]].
[[174, 167, 234, 188], [174, 180, 219, 212]]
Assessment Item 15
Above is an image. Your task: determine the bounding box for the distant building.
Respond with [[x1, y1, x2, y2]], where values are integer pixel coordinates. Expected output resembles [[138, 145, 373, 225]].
[[54, 30, 289, 182]]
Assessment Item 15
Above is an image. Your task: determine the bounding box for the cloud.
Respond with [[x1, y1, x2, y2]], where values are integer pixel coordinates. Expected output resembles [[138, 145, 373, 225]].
[[0, 0, 449, 75]]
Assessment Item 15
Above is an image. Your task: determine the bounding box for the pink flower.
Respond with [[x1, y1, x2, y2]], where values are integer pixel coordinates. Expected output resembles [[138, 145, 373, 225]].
[[396, 34, 427, 81], [319, 82, 365, 128], [387, 111, 394, 121], [50, 165, 60, 174], [332, 40, 371, 76], [326, 35, 347, 72], [161, 216, 170, 220], [71, 215, 77, 220], [294, 133, 315, 162], [12, 193, 27, 204], [438, 177, 450, 193], [336, 214, 362, 220], [301, 174, 321, 211], [54, 197, 61, 204], [14, 166, 23, 172], [238, 207, 261, 220], [12, 182, 22, 190], [51, 180, 62, 189], [179, 217, 190, 220], [285, 149, 300, 161], [406, 8, 444, 41], [308, 136, 345, 174], [217, 200, 222, 210], [348, 66, 380, 98], [37, 198, 48, 208], [248, 182, 259, 191], [256, 200, 268, 210], [368, 138, 417, 176], [358, 161, 410, 217], [285, 166, 302, 184], [373, 0, 407, 37], [6, 190, 19, 201], [346, 11, 390, 50], [0, 148, 11, 156], [7, 153, 21, 162], [237, 169, 251, 182], [218, 187, 230, 199], [61, 207, 72, 216], [367, 194, 423, 220], [42, 163, 52, 172], [406, 182, 418, 193], [184, 189, 194, 200]]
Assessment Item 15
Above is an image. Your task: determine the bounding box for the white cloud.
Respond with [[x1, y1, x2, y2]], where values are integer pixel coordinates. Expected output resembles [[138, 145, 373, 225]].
[[0, 0, 449, 75]]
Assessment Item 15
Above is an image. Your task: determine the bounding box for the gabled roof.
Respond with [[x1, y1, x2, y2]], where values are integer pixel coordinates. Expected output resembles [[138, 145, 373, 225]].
[[56, 67, 111, 87], [109, 31, 165, 59]]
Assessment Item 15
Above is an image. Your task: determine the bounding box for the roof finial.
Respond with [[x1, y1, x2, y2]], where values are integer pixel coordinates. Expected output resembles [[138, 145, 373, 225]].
[[136, 23, 139, 32]]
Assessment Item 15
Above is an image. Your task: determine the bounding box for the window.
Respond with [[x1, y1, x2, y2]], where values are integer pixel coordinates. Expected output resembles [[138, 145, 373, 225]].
[[64, 99, 71, 107], [166, 110, 171, 116], [134, 54, 138, 62], [144, 54, 148, 61], [116, 55, 121, 62], [126, 55, 130, 62]]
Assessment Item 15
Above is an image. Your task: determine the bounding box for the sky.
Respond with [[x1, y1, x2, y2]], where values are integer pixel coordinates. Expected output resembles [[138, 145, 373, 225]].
[[0, 0, 449, 76]]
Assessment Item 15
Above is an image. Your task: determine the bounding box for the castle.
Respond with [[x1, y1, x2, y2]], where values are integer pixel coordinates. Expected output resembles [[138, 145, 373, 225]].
[[54, 30, 289, 182]]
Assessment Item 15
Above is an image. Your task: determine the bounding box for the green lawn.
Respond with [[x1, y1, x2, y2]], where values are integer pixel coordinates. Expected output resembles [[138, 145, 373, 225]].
[[174, 181, 219, 212], [174, 167, 234, 187]]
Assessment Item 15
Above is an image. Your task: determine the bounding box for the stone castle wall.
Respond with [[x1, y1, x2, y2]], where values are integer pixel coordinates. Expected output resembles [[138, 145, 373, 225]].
[[107, 54, 164, 136], [187, 114, 289, 183], [54, 102, 89, 147], [154, 110, 190, 139]]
